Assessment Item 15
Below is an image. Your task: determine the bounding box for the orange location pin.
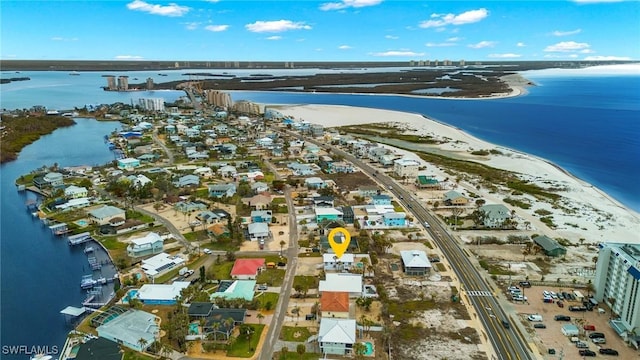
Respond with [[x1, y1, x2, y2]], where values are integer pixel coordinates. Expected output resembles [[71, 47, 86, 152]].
[[327, 227, 351, 259]]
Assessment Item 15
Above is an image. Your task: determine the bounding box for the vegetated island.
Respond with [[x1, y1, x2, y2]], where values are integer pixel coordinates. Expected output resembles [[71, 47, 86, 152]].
[[0, 76, 31, 84], [0, 115, 76, 163]]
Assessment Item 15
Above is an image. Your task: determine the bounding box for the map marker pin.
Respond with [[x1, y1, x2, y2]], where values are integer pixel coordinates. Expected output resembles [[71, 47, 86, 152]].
[[327, 227, 351, 259]]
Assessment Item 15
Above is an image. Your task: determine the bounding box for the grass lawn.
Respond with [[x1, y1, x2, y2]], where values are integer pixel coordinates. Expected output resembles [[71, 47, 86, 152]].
[[226, 324, 265, 357], [123, 349, 156, 360], [254, 292, 279, 311], [293, 276, 319, 290], [279, 326, 312, 342], [388, 300, 437, 322], [237, 254, 287, 264], [207, 261, 234, 280], [256, 269, 285, 287], [276, 352, 320, 360]]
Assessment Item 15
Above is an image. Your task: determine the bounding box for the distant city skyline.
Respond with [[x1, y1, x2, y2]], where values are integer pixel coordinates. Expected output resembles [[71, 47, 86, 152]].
[[1, 0, 639, 62]]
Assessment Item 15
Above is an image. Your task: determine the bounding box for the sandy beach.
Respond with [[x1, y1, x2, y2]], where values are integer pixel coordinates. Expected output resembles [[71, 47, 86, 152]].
[[271, 104, 639, 245]]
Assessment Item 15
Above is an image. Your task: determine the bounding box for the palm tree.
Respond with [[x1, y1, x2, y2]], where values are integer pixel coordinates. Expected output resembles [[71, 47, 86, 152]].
[[353, 342, 367, 360], [279, 240, 286, 256], [257, 312, 265, 325], [138, 337, 149, 351], [224, 317, 234, 339], [211, 322, 220, 341]]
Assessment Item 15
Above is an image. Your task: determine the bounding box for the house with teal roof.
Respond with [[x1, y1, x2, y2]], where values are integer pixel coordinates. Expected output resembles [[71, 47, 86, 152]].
[[210, 280, 256, 301]]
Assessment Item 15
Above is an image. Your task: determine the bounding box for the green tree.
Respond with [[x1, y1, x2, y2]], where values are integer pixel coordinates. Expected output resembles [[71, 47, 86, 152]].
[[353, 342, 367, 360], [296, 343, 306, 359]]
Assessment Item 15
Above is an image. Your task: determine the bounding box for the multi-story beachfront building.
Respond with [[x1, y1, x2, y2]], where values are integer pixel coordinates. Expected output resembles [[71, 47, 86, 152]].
[[117, 76, 129, 91], [146, 77, 154, 90], [105, 76, 116, 90], [205, 90, 232, 109], [594, 242, 640, 341], [138, 98, 165, 112]]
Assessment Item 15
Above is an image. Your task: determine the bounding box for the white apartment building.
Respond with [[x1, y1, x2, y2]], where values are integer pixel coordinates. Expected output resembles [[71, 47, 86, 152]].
[[394, 158, 421, 178], [138, 98, 165, 112], [594, 242, 640, 338]]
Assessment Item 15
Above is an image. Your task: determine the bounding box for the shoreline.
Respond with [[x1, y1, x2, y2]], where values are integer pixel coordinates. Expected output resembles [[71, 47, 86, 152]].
[[270, 103, 639, 244]]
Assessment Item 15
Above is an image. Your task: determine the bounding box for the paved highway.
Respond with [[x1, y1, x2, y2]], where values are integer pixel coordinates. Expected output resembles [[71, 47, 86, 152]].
[[301, 137, 535, 360]]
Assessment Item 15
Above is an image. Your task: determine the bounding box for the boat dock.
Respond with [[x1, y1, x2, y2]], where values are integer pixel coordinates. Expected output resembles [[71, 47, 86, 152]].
[[49, 222, 70, 236], [68, 232, 92, 246]]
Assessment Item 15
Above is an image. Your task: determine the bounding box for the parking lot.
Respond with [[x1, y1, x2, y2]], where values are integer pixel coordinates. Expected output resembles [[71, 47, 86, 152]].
[[506, 285, 637, 359]]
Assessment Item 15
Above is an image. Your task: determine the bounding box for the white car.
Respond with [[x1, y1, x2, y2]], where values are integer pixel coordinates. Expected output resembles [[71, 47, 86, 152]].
[[592, 337, 606, 344], [203, 248, 213, 254]]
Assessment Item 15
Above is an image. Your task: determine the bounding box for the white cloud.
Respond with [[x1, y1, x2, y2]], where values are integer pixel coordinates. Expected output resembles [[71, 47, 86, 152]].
[[584, 55, 631, 60], [205, 24, 229, 32], [126, 0, 190, 17], [339, 45, 352, 49], [425, 42, 457, 47], [245, 20, 311, 33], [488, 53, 522, 58], [552, 28, 582, 36], [320, 0, 383, 11], [580, 48, 595, 53], [468, 41, 496, 49], [517, 42, 526, 47], [419, 8, 488, 28], [370, 50, 425, 57], [184, 22, 199, 30], [51, 36, 79, 41], [266, 36, 282, 40], [447, 37, 462, 42], [115, 55, 144, 60], [544, 41, 590, 52], [385, 35, 399, 40]]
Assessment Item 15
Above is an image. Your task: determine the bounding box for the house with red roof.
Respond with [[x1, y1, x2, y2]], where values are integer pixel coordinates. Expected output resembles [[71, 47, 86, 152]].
[[320, 291, 351, 319], [230, 258, 265, 280]]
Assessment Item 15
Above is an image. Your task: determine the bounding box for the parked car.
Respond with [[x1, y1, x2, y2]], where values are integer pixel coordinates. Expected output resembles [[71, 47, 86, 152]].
[[557, 301, 564, 308], [507, 286, 520, 292], [575, 341, 588, 348], [579, 350, 596, 357], [519, 281, 532, 288], [599, 348, 618, 356], [203, 248, 213, 254], [257, 284, 268, 291], [528, 314, 543, 322], [569, 305, 587, 312], [554, 315, 571, 321], [534, 323, 547, 329], [185, 269, 195, 277], [583, 324, 596, 331], [592, 338, 606, 344], [543, 297, 554, 303], [588, 332, 605, 339]]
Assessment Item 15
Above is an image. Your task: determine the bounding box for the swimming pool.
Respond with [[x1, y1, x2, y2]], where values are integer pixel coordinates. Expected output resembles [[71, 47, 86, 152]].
[[122, 289, 138, 304], [189, 322, 199, 335], [363, 341, 374, 356], [75, 219, 89, 227]]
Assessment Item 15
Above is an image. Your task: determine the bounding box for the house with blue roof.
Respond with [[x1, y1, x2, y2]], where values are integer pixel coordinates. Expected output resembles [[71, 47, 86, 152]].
[[174, 174, 200, 188], [208, 183, 236, 198], [372, 194, 392, 205], [251, 210, 272, 223], [383, 212, 407, 227]]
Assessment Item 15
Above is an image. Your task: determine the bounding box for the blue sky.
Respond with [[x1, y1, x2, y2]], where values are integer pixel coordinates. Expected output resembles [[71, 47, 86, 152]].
[[1, 0, 639, 61]]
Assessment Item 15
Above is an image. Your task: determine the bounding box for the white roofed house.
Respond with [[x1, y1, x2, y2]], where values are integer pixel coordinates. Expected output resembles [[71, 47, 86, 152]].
[[256, 137, 274, 147], [136, 282, 190, 305], [394, 158, 421, 178], [141, 252, 185, 280], [218, 165, 237, 178], [319, 273, 362, 298], [250, 181, 269, 194], [323, 253, 354, 272], [88, 205, 126, 225], [318, 318, 357, 355], [247, 222, 270, 242], [193, 166, 213, 177], [96, 310, 159, 352], [127, 232, 164, 258], [400, 250, 432, 276], [64, 185, 88, 199], [305, 177, 327, 189], [128, 174, 152, 188], [174, 174, 200, 188]]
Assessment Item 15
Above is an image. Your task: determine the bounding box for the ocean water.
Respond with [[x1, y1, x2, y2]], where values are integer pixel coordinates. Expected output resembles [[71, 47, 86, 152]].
[[0, 67, 639, 357]]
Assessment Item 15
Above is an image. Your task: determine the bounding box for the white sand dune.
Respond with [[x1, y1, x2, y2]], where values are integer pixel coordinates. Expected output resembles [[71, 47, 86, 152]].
[[272, 104, 640, 245]]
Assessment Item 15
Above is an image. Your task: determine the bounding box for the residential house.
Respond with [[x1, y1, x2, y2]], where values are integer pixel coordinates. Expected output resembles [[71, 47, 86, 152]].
[[367, 147, 390, 163], [250, 182, 269, 194], [193, 167, 213, 178], [117, 158, 140, 171], [305, 177, 327, 189], [323, 253, 354, 272], [287, 162, 316, 176], [443, 190, 469, 206], [174, 201, 208, 213], [394, 158, 421, 178], [88, 205, 126, 225], [188, 302, 215, 318], [303, 153, 319, 163], [256, 137, 274, 147], [207, 224, 230, 239], [218, 165, 237, 178], [480, 204, 512, 228], [33, 172, 65, 189], [383, 212, 407, 227], [138, 153, 159, 163], [96, 310, 159, 352], [210, 280, 256, 302], [174, 174, 200, 188], [309, 124, 324, 137], [208, 183, 236, 198], [319, 273, 362, 298], [230, 258, 265, 280], [416, 175, 441, 189], [65, 185, 88, 199], [241, 194, 272, 210], [341, 206, 354, 224], [371, 194, 392, 206], [329, 161, 356, 174], [141, 252, 185, 279], [136, 282, 190, 305], [313, 196, 335, 208], [127, 174, 152, 188], [358, 186, 379, 198], [251, 210, 272, 223], [127, 232, 164, 258], [318, 318, 356, 355], [400, 250, 432, 276], [320, 292, 350, 319], [247, 222, 270, 242], [73, 338, 122, 360], [315, 208, 343, 223], [196, 211, 223, 224], [533, 235, 567, 257], [379, 154, 397, 167], [202, 308, 247, 340]]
